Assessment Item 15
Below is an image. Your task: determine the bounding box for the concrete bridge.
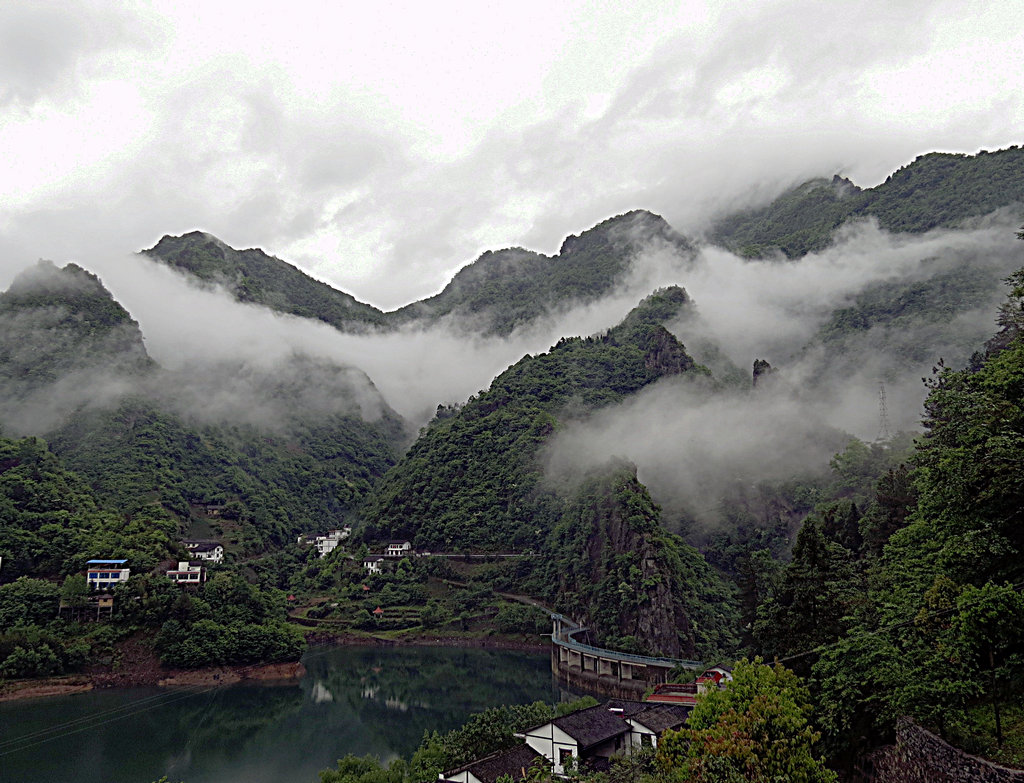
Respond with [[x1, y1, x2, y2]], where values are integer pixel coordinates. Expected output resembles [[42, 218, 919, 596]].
[[550, 613, 703, 699]]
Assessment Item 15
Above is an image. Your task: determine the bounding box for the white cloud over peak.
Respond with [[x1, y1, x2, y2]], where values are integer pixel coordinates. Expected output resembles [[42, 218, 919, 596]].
[[1, 0, 1022, 310]]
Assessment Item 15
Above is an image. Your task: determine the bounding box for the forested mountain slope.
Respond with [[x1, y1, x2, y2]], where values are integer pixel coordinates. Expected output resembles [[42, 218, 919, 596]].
[[797, 232, 1024, 383], [0, 263, 405, 555], [0, 434, 176, 581], [360, 286, 704, 550], [710, 146, 1024, 257], [0, 261, 152, 432], [729, 269, 1024, 768]]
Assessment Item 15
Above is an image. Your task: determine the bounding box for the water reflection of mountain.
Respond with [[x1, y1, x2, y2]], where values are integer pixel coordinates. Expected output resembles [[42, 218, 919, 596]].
[[301, 645, 560, 754], [0, 646, 556, 783]]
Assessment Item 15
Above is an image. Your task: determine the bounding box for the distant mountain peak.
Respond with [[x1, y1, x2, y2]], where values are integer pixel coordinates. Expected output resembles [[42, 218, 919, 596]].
[[393, 210, 697, 336], [711, 144, 1024, 258], [0, 261, 151, 428], [141, 232, 387, 331], [8, 259, 114, 300], [3, 260, 141, 333], [557, 208, 683, 255]]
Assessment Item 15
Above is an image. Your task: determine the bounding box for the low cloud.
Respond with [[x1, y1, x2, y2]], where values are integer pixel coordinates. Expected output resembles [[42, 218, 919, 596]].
[[3, 1, 1022, 310], [542, 213, 1024, 528], [0, 210, 1020, 518]]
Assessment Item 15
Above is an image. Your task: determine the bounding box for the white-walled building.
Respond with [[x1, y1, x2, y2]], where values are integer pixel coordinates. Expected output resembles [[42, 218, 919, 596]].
[[166, 561, 206, 585], [617, 702, 690, 749], [517, 705, 631, 775], [85, 560, 130, 591], [182, 540, 224, 563], [385, 540, 412, 558], [440, 701, 691, 781], [315, 528, 350, 557]]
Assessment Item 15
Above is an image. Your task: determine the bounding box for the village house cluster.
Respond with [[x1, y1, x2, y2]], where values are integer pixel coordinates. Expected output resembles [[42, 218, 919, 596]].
[[76, 538, 229, 607], [439, 665, 734, 782]]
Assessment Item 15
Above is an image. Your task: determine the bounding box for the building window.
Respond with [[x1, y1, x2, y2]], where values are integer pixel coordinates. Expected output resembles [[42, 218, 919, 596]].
[[559, 749, 573, 767], [641, 733, 653, 748]]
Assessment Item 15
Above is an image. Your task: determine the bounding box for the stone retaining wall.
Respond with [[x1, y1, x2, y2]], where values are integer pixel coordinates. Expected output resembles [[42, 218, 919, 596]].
[[869, 718, 1024, 783]]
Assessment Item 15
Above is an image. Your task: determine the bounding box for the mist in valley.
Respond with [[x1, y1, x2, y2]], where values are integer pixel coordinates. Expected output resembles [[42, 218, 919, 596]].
[[0, 207, 1020, 540]]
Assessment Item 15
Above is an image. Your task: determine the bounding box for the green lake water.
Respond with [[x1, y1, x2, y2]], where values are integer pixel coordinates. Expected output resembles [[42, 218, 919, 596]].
[[0, 645, 560, 783]]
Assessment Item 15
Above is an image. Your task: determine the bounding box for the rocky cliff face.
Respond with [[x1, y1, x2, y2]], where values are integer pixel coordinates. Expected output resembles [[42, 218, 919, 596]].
[[551, 463, 713, 658]]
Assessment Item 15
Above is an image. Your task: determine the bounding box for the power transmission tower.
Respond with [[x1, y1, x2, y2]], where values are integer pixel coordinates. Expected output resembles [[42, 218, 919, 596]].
[[876, 381, 892, 443]]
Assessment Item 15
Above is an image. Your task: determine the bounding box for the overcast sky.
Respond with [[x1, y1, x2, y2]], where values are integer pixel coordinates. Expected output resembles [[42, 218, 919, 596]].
[[2, 0, 1022, 310]]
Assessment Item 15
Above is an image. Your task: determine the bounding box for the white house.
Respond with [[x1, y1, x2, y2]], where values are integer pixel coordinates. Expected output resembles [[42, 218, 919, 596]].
[[182, 540, 224, 563], [385, 540, 412, 558], [517, 705, 631, 775], [85, 560, 130, 591], [363, 555, 385, 574], [166, 561, 206, 585], [438, 701, 691, 781]]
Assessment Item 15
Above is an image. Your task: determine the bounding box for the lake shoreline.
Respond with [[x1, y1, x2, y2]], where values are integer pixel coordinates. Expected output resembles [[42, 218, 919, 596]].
[[0, 632, 549, 703], [301, 629, 550, 653]]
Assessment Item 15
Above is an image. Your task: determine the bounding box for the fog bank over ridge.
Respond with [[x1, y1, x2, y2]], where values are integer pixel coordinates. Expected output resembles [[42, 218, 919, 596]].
[[0, 207, 1018, 473], [542, 212, 1024, 525]]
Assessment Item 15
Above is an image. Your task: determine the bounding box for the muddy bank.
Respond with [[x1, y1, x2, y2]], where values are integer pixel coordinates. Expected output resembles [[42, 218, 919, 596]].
[[0, 676, 94, 702], [158, 661, 306, 687], [0, 637, 306, 702]]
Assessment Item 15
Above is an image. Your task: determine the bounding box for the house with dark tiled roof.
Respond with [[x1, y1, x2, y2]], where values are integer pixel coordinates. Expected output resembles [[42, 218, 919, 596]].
[[182, 539, 224, 563], [607, 701, 691, 749], [442, 700, 694, 781], [516, 704, 632, 775], [440, 744, 542, 783]]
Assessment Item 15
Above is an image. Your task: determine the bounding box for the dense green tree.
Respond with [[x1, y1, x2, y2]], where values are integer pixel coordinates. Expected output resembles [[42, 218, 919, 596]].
[[0, 577, 60, 626], [362, 287, 704, 551], [754, 514, 859, 661], [658, 658, 836, 783], [952, 582, 1024, 746]]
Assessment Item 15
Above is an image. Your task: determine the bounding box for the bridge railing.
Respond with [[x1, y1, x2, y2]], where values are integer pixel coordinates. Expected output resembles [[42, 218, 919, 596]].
[[550, 612, 703, 670]]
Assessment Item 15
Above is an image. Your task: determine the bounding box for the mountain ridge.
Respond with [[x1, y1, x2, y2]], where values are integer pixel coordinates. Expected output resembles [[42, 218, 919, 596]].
[[709, 145, 1024, 257]]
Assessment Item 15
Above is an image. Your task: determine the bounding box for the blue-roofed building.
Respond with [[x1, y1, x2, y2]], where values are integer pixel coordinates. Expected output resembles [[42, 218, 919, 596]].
[[85, 559, 130, 591]]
